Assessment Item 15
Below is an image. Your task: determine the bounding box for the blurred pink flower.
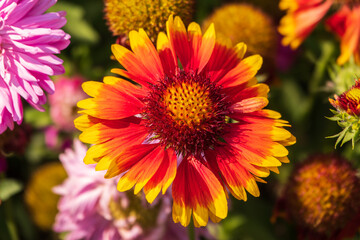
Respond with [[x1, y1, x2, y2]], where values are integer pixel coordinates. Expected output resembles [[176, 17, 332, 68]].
[[44, 125, 58, 149], [49, 76, 87, 131], [0, 0, 70, 133], [54, 140, 211, 240]]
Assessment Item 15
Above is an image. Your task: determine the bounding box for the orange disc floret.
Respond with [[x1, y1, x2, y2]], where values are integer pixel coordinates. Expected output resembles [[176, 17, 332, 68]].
[[280, 154, 360, 238], [75, 15, 295, 227]]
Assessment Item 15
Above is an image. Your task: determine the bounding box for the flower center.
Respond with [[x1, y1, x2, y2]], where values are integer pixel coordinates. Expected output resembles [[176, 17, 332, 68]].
[[144, 70, 230, 155], [163, 81, 213, 127]]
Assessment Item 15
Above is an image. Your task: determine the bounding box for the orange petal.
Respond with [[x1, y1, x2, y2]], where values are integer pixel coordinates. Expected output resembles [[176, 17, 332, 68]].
[[167, 15, 191, 70], [172, 156, 228, 227], [206, 41, 246, 83], [112, 44, 158, 85], [217, 55, 263, 88], [187, 22, 216, 73], [78, 82, 144, 120], [143, 148, 177, 203], [230, 97, 269, 114], [327, 6, 360, 65], [157, 32, 177, 76], [129, 29, 164, 80], [117, 144, 167, 194], [74, 114, 102, 132], [105, 144, 159, 178], [279, 0, 332, 49], [231, 83, 270, 103]]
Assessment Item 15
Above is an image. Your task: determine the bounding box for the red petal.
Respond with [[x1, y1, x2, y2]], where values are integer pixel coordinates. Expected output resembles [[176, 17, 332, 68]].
[[172, 156, 227, 227], [143, 148, 177, 203]]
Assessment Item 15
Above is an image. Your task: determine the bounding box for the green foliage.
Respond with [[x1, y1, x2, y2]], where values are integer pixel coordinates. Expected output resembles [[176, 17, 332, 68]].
[[49, 2, 99, 43], [327, 109, 360, 149], [0, 179, 22, 202]]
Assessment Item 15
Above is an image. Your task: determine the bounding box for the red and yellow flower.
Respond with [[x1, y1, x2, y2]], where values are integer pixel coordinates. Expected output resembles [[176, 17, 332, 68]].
[[327, 5, 360, 65], [328, 79, 360, 148], [279, 0, 333, 49], [75, 15, 295, 227], [279, 0, 360, 65], [330, 79, 360, 115]]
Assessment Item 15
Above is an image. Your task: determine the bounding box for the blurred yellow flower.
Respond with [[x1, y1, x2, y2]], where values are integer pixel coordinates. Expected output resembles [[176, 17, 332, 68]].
[[202, 3, 277, 60], [24, 162, 67, 230]]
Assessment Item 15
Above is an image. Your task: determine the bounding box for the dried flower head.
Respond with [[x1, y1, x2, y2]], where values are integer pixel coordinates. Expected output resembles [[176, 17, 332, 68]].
[[275, 154, 360, 239]]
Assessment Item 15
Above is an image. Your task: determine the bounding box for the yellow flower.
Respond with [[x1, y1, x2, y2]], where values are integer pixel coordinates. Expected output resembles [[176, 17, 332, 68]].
[[24, 162, 67, 230], [104, 0, 194, 42], [202, 3, 277, 60]]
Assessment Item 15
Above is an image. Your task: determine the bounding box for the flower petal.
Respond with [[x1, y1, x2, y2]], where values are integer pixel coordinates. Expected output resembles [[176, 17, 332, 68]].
[[78, 81, 144, 120], [157, 32, 177, 76], [116, 144, 167, 194], [105, 144, 159, 179], [167, 15, 191, 70], [217, 55, 263, 88], [144, 148, 177, 203], [172, 156, 227, 227], [129, 29, 164, 79]]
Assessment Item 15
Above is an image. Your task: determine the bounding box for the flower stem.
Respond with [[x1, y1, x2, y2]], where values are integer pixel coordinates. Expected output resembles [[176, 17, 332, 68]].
[[188, 221, 195, 240]]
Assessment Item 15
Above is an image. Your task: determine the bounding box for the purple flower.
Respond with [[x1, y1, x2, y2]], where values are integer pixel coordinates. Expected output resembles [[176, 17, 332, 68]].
[[0, 0, 70, 133], [54, 140, 209, 240]]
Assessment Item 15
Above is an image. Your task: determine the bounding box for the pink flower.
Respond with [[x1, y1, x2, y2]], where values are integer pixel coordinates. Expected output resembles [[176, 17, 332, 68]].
[[54, 140, 210, 240], [0, 0, 70, 133], [49, 76, 87, 131]]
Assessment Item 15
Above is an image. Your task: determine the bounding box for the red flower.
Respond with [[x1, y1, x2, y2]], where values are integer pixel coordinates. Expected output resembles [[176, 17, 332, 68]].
[[279, 0, 360, 65], [75, 15, 295, 227]]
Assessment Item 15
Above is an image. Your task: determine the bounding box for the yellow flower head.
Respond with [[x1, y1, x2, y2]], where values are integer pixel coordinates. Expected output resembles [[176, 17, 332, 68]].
[[283, 155, 360, 237], [24, 162, 67, 230], [104, 0, 194, 42], [202, 3, 277, 60]]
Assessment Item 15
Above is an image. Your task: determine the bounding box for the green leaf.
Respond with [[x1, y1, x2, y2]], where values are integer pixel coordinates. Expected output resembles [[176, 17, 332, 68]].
[[327, 126, 350, 148], [24, 107, 52, 128], [49, 2, 99, 43], [325, 115, 342, 121], [329, 109, 339, 115], [0, 179, 23, 202], [326, 131, 342, 139], [341, 131, 355, 147]]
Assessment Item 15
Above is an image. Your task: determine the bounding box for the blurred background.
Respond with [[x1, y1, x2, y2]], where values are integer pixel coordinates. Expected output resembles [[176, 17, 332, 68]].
[[2, 0, 360, 239]]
